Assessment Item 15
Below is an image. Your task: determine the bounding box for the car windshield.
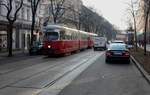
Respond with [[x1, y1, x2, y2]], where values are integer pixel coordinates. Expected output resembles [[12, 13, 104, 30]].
[[109, 44, 126, 50], [44, 32, 59, 41]]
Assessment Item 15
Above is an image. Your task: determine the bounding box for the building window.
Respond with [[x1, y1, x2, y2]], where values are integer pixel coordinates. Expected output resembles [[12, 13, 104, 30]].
[[21, 7, 25, 19], [27, 0, 31, 2], [0, 0, 2, 15], [27, 8, 30, 21], [15, 3, 20, 19]]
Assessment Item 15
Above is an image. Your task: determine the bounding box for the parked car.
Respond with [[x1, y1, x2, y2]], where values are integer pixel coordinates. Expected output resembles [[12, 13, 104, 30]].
[[29, 42, 43, 55], [105, 43, 130, 63]]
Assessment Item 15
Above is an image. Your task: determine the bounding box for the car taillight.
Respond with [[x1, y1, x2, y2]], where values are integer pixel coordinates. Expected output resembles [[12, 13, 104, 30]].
[[123, 51, 129, 56], [106, 51, 112, 56]]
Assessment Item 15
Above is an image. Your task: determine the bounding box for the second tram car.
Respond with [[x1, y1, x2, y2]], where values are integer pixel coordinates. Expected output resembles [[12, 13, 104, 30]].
[[42, 25, 97, 55]]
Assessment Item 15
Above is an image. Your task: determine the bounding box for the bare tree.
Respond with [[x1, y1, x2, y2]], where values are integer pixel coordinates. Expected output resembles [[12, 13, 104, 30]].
[[0, 0, 23, 56], [30, 0, 41, 53], [127, 0, 139, 51], [49, 0, 65, 23], [79, 6, 93, 32], [66, 3, 80, 29], [79, 6, 116, 39], [143, 0, 150, 55]]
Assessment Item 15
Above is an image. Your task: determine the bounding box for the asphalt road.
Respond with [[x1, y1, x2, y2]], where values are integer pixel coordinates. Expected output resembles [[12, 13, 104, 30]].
[[58, 53, 150, 95], [0, 50, 150, 95]]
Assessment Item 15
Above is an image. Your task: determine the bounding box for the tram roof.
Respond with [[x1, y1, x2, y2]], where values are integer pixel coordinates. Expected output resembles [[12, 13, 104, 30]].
[[46, 25, 63, 29], [45, 25, 97, 36], [88, 32, 98, 36]]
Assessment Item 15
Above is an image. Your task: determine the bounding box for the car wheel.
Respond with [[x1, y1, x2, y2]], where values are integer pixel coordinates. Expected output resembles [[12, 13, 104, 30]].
[[105, 58, 109, 63], [94, 48, 97, 51]]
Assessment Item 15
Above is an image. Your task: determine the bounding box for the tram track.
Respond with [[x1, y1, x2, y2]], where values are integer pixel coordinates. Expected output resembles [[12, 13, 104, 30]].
[[8, 52, 96, 88]]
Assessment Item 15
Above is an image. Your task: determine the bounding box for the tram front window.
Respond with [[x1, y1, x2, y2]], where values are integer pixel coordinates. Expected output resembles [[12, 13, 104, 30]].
[[45, 32, 59, 40]]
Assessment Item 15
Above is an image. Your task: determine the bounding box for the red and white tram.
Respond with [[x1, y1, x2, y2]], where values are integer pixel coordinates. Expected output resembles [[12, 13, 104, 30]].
[[42, 25, 97, 55]]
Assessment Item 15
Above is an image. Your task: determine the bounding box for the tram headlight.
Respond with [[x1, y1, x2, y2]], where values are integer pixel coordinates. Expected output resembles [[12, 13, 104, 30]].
[[48, 45, 51, 48]]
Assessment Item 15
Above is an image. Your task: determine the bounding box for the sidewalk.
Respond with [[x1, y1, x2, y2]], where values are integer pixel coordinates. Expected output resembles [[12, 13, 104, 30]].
[[0, 50, 29, 64], [0, 49, 28, 56], [138, 44, 150, 52], [131, 46, 150, 84], [146, 44, 150, 52]]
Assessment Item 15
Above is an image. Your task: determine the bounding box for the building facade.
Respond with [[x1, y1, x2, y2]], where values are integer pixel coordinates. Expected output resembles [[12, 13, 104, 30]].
[[0, 0, 44, 51], [136, 0, 145, 33], [136, 0, 150, 43]]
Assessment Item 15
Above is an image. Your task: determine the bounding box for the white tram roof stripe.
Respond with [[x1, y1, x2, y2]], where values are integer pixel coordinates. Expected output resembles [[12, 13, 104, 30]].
[[45, 25, 98, 36]]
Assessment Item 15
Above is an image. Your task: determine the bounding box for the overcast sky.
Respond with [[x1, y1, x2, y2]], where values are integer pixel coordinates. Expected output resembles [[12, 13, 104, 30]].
[[82, 0, 130, 30]]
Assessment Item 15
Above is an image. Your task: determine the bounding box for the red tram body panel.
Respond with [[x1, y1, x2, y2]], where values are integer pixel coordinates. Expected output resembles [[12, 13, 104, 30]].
[[79, 40, 88, 50], [87, 37, 94, 48], [43, 40, 80, 54]]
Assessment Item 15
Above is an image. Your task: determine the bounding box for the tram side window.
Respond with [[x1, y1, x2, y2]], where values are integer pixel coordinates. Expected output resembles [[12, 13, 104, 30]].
[[74, 33, 77, 40], [82, 34, 84, 40], [60, 31, 65, 40], [60, 34, 65, 40], [73, 32, 77, 40], [65, 35, 69, 40], [76, 33, 78, 40], [81, 34, 84, 40], [71, 33, 74, 40], [78, 33, 80, 40], [69, 35, 72, 40], [64, 30, 70, 40]]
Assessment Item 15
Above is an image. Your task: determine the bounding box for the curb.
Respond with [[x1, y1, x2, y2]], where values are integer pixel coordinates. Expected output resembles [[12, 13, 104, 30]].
[[131, 56, 150, 84]]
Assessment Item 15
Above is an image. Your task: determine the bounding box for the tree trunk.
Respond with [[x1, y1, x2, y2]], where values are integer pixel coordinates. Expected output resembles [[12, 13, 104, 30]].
[[144, 14, 148, 55], [133, 17, 138, 51], [7, 23, 13, 57], [31, 14, 36, 48], [54, 17, 57, 23]]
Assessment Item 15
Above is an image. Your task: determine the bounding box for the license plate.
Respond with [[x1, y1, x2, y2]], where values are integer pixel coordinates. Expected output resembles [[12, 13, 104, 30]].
[[114, 52, 122, 55]]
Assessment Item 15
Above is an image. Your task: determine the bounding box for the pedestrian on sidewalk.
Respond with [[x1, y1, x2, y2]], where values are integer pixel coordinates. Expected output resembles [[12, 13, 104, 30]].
[[141, 40, 144, 47], [139, 40, 142, 47]]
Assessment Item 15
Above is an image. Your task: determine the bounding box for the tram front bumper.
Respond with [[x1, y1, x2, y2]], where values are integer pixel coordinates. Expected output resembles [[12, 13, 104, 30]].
[[43, 48, 65, 55], [43, 49, 54, 55]]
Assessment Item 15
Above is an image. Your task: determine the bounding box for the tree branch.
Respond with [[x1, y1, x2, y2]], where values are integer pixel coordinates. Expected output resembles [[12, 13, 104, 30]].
[[50, 0, 55, 18], [35, 0, 40, 12], [57, 7, 65, 21], [0, 3, 9, 11], [0, 1, 12, 21], [36, 0, 40, 8], [31, 0, 34, 12], [13, 0, 23, 22], [7, 0, 13, 22]]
